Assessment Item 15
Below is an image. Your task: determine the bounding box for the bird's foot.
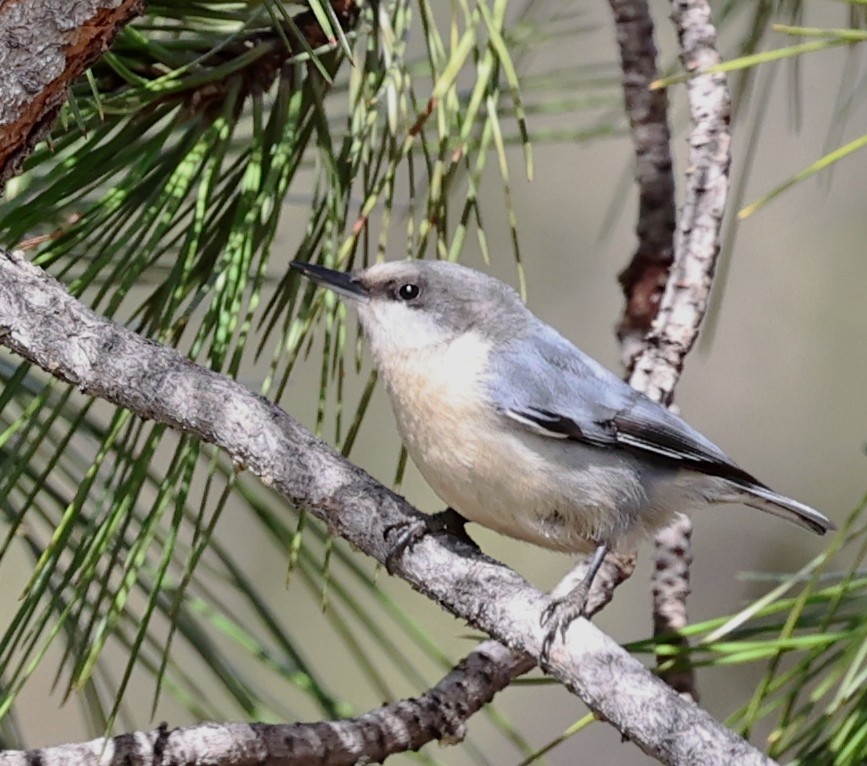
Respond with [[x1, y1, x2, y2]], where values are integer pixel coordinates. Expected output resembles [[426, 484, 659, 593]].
[[540, 581, 590, 660], [384, 507, 478, 575], [539, 542, 609, 660]]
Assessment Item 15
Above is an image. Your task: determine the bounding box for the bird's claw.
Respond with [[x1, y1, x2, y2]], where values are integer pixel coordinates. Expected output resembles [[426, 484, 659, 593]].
[[539, 584, 590, 661], [383, 518, 425, 575], [384, 507, 477, 575]]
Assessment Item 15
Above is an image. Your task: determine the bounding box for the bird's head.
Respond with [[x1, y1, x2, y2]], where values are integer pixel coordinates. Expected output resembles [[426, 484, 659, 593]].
[[292, 260, 529, 362]]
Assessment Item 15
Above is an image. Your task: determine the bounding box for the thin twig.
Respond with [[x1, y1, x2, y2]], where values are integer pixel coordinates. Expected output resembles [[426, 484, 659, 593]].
[[0, 646, 533, 766], [629, 0, 731, 699], [608, 0, 677, 368], [651, 515, 697, 697], [628, 0, 731, 405], [604, 0, 698, 698]]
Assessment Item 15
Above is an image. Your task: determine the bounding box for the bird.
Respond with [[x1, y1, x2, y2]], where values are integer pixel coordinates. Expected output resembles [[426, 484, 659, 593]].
[[291, 258, 834, 652]]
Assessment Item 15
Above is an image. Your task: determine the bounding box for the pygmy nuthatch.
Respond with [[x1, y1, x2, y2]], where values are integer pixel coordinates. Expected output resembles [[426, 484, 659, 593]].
[[292, 259, 834, 650]]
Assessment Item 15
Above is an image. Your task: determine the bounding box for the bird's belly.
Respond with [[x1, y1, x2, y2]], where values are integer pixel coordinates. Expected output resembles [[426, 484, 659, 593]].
[[378, 340, 681, 553], [387, 378, 653, 552], [416, 428, 644, 552]]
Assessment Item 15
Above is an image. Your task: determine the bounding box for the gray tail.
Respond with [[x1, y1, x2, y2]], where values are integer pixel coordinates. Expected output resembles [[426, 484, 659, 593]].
[[734, 484, 835, 535]]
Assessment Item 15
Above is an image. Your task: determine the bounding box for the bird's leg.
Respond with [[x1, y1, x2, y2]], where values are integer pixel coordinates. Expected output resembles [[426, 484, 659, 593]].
[[540, 542, 609, 658], [384, 507, 479, 574]]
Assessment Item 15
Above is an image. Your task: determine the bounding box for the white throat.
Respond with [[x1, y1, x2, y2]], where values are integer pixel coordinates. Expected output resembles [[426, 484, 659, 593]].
[[355, 300, 456, 369]]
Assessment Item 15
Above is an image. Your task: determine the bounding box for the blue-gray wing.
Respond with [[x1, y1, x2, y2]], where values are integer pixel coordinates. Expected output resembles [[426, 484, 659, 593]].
[[485, 325, 765, 488]]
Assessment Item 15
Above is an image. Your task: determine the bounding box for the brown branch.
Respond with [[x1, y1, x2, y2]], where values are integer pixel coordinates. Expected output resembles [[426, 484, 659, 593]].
[[0, 0, 144, 186], [0, 248, 771, 766], [0, 644, 531, 766], [652, 515, 696, 698], [609, 0, 676, 366], [4, 556, 635, 766]]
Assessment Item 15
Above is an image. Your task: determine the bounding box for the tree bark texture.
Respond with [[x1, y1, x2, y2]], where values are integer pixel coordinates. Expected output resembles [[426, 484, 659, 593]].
[[608, 0, 676, 362], [638, 0, 731, 695], [0, 0, 143, 185], [0, 642, 529, 766]]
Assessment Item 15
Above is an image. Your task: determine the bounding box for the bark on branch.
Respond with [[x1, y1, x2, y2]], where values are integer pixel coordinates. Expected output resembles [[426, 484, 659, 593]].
[[0, 248, 770, 766], [636, 0, 731, 697], [609, 0, 676, 363], [0, 644, 531, 766], [628, 0, 731, 404], [0, 0, 143, 186], [608, 0, 731, 700]]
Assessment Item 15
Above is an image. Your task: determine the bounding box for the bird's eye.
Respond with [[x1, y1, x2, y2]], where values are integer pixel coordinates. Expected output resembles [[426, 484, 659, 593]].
[[397, 283, 421, 301]]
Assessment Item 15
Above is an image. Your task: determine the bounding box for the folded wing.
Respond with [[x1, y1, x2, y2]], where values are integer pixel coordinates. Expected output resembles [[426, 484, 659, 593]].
[[484, 325, 832, 535]]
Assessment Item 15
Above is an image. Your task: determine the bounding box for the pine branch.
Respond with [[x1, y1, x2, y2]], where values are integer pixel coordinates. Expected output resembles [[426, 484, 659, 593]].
[[0, 0, 362, 189]]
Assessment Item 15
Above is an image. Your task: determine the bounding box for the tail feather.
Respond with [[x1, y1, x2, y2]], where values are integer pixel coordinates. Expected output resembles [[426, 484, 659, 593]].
[[734, 484, 835, 535]]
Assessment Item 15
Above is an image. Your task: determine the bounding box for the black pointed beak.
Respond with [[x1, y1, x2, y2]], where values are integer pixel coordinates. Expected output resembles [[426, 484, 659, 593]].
[[291, 261, 370, 302]]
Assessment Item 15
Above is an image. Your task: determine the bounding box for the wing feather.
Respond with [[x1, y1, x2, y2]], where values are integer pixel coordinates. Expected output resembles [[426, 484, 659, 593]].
[[487, 326, 766, 488]]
